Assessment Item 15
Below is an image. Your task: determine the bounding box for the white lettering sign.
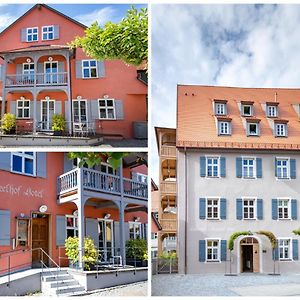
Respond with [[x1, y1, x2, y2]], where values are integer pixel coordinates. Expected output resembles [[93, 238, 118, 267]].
[[0, 184, 43, 198]]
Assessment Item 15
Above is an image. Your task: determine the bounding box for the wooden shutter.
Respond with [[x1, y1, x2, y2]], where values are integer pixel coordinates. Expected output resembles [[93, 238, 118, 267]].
[[272, 199, 278, 220], [0, 210, 10, 246], [220, 157, 226, 177], [290, 159, 296, 179], [115, 100, 124, 120], [75, 60, 82, 79], [291, 199, 297, 220], [199, 198, 206, 219], [85, 218, 99, 247], [199, 240, 206, 262], [220, 198, 226, 220], [97, 61, 105, 77], [256, 158, 262, 178], [257, 199, 263, 220], [37, 152, 47, 178], [56, 215, 66, 246], [236, 157, 242, 178], [293, 239, 299, 260], [221, 240, 227, 261], [200, 156, 206, 177], [236, 198, 243, 220], [53, 25, 60, 39], [21, 28, 27, 42]]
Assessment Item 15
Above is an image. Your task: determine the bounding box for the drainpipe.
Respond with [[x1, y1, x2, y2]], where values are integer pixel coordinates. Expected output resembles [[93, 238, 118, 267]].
[[1, 58, 7, 118], [66, 52, 72, 135], [119, 159, 126, 266], [184, 147, 187, 274], [33, 54, 37, 134]]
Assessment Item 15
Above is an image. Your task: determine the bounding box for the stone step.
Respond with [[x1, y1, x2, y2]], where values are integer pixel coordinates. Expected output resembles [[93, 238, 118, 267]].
[[41, 270, 69, 277], [49, 279, 79, 288], [42, 274, 73, 282], [55, 285, 86, 295]]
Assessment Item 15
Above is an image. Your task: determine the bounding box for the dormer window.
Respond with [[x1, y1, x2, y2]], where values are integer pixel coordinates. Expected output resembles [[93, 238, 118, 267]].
[[274, 120, 288, 137], [246, 119, 260, 136], [240, 101, 254, 117], [217, 117, 232, 135], [214, 99, 227, 116], [266, 102, 279, 117]]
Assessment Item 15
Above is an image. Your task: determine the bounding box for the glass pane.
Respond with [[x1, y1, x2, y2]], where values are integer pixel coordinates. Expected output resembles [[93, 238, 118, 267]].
[[107, 109, 114, 118], [12, 155, 22, 172], [83, 69, 89, 78], [83, 61, 89, 67], [100, 109, 106, 118], [25, 158, 33, 174], [43, 33, 47, 40], [90, 61, 96, 67], [90, 68, 97, 77]]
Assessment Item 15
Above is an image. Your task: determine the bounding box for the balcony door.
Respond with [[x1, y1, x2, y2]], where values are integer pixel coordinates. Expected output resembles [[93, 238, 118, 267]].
[[98, 219, 114, 263], [72, 99, 88, 123], [41, 98, 55, 130], [44, 61, 58, 84], [23, 63, 35, 83]]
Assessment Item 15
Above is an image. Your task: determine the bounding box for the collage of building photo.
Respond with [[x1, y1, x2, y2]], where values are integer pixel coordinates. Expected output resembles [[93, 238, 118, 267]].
[[1, 1, 300, 299]]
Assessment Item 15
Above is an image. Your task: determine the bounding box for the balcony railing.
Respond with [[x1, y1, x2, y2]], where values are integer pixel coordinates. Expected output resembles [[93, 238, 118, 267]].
[[161, 145, 176, 158], [57, 168, 148, 200], [5, 72, 68, 87], [160, 181, 176, 195], [160, 218, 177, 232]]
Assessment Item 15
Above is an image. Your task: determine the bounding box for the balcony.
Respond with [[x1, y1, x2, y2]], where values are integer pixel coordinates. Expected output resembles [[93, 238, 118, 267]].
[[160, 214, 177, 232], [5, 73, 68, 88], [57, 168, 148, 201], [160, 145, 176, 158], [160, 180, 176, 196]]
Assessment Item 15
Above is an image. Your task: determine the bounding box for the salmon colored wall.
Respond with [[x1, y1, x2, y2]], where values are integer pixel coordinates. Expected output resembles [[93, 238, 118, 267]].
[[151, 217, 159, 233]]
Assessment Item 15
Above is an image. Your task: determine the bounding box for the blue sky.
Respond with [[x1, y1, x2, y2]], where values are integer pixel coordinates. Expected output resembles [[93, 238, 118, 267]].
[[0, 3, 146, 31]]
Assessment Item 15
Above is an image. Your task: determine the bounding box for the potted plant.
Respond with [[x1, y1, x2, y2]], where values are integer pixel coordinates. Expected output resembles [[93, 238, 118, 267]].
[[126, 238, 148, 267], [52, 114, 66, 136], [1, 113, 16, 134], [65, 236, 97, 270]]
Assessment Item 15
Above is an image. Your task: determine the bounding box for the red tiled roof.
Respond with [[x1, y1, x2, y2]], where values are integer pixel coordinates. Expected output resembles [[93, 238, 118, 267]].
[[177, 85, 300, 150]]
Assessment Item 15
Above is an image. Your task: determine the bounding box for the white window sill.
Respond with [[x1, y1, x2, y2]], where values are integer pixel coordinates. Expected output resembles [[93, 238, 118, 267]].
[[11, 170, 36, 177]]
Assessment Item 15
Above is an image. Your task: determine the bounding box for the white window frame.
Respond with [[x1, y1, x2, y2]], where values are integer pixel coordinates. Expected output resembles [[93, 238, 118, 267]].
[[215, 103, 226, 115], [242, 157, 256, 178], [40, 98, 55, 131], [11, 152, 36, 176], [129, 221, 142, 239], [26, 27, 38, 42], [247, 122, 259, 136], [275, 123, 287, 137], [267, 105, 277, 117], [22, 62, 34, 75], [276, 158, 290, 179], [98, 98, 116, 120], [206, 156, 220, 178], [82, 60, 98, 78], [72, 98, 88, 123], [277, 198, 291, 220], [132, 172, 148, 183], [242, 197, 256, 220], [100, 162, 116, 175], [278, 238, 292, 260], [242, 104, 253, 116], [17, 98, 30, 119], [205, 238, 221, 262], [206, 198, 220, 220], [218, 121, 231, 135], [42, 25, 54, 41], [66, 215, 78, 238]]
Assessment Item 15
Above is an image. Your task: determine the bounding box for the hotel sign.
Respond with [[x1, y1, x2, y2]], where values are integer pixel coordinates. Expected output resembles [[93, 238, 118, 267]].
[[0, 184, 43, 198]]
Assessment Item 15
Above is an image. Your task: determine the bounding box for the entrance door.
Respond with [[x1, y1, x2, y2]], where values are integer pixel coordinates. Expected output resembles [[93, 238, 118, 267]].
[[44, 61, 58, 84], [242, 245, 253, 272], [41, 99, 55, 130], [98, 219, 114, 263], [31, 213, 49, 267]]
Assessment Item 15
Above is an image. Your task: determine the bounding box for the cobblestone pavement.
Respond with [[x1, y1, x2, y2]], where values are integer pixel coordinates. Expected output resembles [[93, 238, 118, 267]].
[[152, 273, 300, 296]]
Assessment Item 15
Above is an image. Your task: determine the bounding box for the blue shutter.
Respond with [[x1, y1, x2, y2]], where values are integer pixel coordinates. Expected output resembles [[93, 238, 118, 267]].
[[293, 239, 299, 260], [236, 198, 243, 220], [10, 101, 16, 114], [53, 25, 59, 39], [97, 61, 105, 77], [275, 158, 278, 177], [37, 152, 47, 178], [0, 210, 10, 246], [256, 158, 262, 178], [220, 157, 226, 177], [290, 159, 296, 179], [114, 221, 120, 250], [272, 199, 278, 220], [0, 152, 11, 171], [291, 199, 297, 220], [55, 101, 62, 115], [115, 100, 124, 120], [56, 215, 66, 246], [220, 198, 226, 220], [21, 28, 27, 42], [85, 218, 99, 246], [75, 60, 82, 79], [200, 157, 206, 177], [236, 157, 242, 178], [90, 100, 99, 122], [257, 199, 263, 220], [221, 240, 227, 261], [273, 241, 279, 261], [64, 153, 73, 173], [199, 198, 206, 219], [199, 240, 206, 262]]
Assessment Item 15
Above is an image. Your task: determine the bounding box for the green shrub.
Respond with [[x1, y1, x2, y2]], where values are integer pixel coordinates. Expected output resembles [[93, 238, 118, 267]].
[[159, 252, 177, 259], [52, 114, 66, 132], [126, 238, 147, 260], [1, 113, 16, 134], [256, 230, 277, 249], [65, 236, 97, 270], [228, 231, 252, 251]]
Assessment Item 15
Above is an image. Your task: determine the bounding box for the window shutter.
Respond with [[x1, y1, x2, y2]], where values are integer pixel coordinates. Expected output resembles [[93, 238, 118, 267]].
[[55, 101, 62, 115], [16, 64, 23, 75], [272, 199, 278, 220], [37, 63, 43, 74], [273, 241, 279, 261], [291, 199, 297, 220], [10, 101, 16, 114], [236, 198, 243, 220], [56, 215, 66, 246], [199, 198, 206, 219], [57, 61, 64, 73], [200, 156, 206, 177], [29, 101, 34, 119], [0, 210, 10, 246], [75, 60, 82, 79], [37, 152, 47, 178], [256, 158, 262, 178], [0, 153, 11, 171], [236, 157, 242, 178], [124, 222, 130, 241], [275, 158, 278, 177], [199, 240, 206, 262], [36, 101, 41, 123], [293, 239, 299, 260], [85, 218, 99, 246], [53, 25, 60, 39], [115, 100, 124, 120], [97, 60, 105, 77], [64, 101, 70, 124], [0, 65, 3, 82], [114, 221, 120, 251], [257, 199, 263, 220], [220, 198, 226, 220], [21, 28, 27, 42], [221, 240, 227, 261], [290, 159, 296, 179], [220, 157, 226, 177]]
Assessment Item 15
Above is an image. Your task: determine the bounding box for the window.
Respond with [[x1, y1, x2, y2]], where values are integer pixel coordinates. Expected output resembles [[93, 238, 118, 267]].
[[82, 60, 98, 78], [242, 104, 253, 116], [218, 121, 231, 135], [129, 222, 141, 239], [66, 215, 78, 238], [206, 157, 219, 177], [215, 103, 226, 115], [278, 199, 290, 219], [11, 152, 36, 176], [42, 25, 54, 40], [17, 98, 30, 118], [132, 172, 148, 184], [27, 27, 38, 42], [243, 198, 255, 219], [207, 198, 219, 219], [279, 239, 291, 260], [206, 240, 220, 261], [100, 163, 116, 175], [73, 98, 87, 123], [23, 63, 34, 82], [243, 158, 255, 178], [98, 99, 115, 119], [247, 123, 259, 136], [267, 105, 277, 117], [276, 159, 289, 179], [275, 123, 287, 137]]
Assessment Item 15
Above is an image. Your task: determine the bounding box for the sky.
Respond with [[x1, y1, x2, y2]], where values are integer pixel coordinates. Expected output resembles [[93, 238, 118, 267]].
[[151, 4, 300, 183], [0, 3, 146, 31]]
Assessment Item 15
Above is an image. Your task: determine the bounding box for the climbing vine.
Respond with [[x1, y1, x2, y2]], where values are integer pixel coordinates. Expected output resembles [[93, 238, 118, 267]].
[[293, 229, 300, 236], [228, 231, 252, 251], [256, 230, 277, 249]]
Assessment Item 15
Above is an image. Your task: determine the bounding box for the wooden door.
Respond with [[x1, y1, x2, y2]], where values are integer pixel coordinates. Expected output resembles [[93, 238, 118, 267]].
[[242, 245, 253, 272], [32, 214, 49, 267]]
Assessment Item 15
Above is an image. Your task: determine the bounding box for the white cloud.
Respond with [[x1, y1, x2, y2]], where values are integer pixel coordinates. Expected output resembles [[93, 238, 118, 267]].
[[75, 6, 117, 26], [0, 12, 17, 31]]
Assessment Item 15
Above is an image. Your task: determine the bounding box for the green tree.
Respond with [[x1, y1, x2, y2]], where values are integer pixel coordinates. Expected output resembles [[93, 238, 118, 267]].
[[71, 6, 148, 67]]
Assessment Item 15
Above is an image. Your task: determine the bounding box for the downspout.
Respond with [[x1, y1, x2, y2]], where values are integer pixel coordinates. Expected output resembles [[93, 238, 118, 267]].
[[184, 146, 187, 274]]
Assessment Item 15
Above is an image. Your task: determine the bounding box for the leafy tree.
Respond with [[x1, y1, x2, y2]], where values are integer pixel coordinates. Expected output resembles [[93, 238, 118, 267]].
[[71, 6, 148, 67]]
